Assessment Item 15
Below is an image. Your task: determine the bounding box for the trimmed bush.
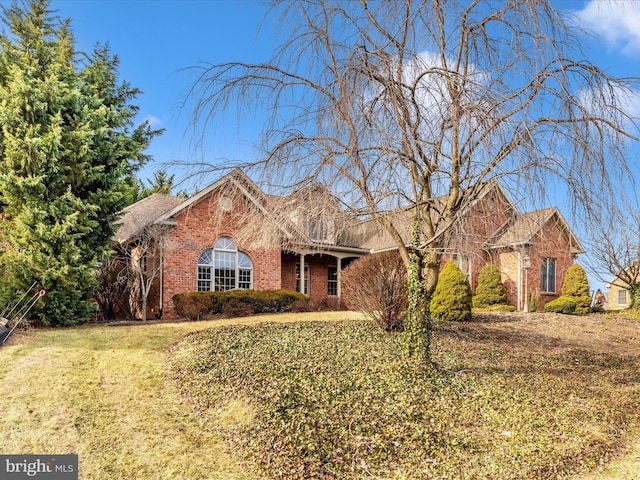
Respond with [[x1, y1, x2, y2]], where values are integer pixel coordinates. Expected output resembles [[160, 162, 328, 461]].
[[172, 289, 308, 320], [222, 298, 254, 318], [473, 263, 508, 308], [342, 251, 408, 331], [561, 263, 591, 314], [544, 295, 577, 314], [172, 292, 215, 321], [430, 261, 472, 322]]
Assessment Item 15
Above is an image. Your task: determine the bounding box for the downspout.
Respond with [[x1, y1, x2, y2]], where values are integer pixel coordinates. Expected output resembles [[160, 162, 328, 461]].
[[517, 251, 522, 312], [158, 241, 163, 319]]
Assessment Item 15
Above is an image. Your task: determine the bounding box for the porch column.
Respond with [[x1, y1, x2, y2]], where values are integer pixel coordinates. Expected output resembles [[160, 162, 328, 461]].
[[336, 257, 342, 299], [517, 252, 522, 311], [300, 254, 306, 296]]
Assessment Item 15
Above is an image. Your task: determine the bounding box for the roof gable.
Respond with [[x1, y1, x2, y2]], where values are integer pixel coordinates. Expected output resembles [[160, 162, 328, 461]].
[[347, 180, 519, 252], [488, 207, 584, 254], [151, 169, 352, 250], [158, 168, 269, 222]]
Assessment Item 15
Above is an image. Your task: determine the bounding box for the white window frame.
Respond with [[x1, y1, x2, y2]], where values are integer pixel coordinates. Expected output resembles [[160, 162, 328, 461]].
[[541, 257, 556, 293], [618, 289, 628, 306], [197, 237, 253, 292]]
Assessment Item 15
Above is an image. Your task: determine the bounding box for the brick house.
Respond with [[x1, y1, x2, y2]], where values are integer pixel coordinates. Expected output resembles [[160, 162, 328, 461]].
[[114, 169, 583, 319]]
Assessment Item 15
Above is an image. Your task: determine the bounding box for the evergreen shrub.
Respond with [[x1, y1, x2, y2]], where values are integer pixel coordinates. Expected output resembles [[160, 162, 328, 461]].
[[472, 263, 508, 308], [561, 263, 591, 314], [430, 261, 472, 321], [544, 295, 577, 314]]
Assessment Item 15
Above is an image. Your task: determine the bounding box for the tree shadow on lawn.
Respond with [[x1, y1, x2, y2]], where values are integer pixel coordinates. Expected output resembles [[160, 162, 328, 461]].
[[433, 312, 640, 384], [439, 312, 640, 354]]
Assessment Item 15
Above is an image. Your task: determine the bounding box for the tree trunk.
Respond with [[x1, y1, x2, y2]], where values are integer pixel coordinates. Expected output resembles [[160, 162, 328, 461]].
[[141, 294, 148, 322], [403, 221, 440, 366]]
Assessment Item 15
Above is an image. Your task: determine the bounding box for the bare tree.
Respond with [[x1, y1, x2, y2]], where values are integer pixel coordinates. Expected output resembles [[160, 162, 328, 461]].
[[187, 0, 639, 363], [583, 193, 640, 307], [119, 224, 169, 321], [94, 255, 133, 320]]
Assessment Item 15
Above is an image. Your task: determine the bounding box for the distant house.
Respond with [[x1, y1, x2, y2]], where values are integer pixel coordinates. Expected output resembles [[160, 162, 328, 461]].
[[114, 169, 583, 319], [605, 276, 634, 310]]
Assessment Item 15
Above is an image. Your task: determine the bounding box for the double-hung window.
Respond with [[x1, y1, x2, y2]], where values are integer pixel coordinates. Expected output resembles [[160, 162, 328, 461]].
[[327, 266, 338, 296], [197, 237, 253, 291], [541, 257, 556, 293], [618, 289, 628, 306]]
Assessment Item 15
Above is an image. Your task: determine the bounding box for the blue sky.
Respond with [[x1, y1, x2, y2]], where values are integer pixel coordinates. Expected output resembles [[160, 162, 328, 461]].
[[45, 0, 640, 186], [48, 0, 275, 188]]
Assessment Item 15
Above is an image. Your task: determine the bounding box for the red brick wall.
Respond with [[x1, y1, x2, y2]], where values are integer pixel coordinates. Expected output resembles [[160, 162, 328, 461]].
[[521, 218, 575, 311], [442, 188, 515, 292], [281, 252, 340, 300], [488, 216, 576, 311], [281, 253, 298, 292], [160, 190, 282, 318], [152, 181, 577, 317]]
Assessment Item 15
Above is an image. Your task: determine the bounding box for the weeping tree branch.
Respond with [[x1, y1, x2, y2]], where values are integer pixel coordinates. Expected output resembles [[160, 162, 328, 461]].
[[185, 0, 640, 362]]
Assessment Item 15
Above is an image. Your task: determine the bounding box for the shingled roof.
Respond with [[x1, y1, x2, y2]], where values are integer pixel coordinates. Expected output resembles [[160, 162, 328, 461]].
[[344, 180, 518, 252], [487, 207, 584, 254], [113, 170, 583, 257], [114, 193, 184, 244]]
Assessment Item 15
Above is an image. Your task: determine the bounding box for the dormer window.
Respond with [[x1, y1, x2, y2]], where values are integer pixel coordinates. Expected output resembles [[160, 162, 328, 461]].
[[306, 217, 334, 243]]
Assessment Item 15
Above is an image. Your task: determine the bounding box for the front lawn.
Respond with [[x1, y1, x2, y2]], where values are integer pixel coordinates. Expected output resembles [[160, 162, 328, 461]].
[[0, 311, 638, 479], [0, 313, 351, 479], [169, 313, 640, 479]]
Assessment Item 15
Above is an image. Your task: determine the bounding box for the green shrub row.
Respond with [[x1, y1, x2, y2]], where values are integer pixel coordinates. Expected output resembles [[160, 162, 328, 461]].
[[172, 289, 308, 320]]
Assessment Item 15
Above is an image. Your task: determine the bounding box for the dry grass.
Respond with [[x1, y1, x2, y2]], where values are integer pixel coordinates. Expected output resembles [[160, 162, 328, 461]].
[[0, 312, 357, 479], [0, 310, 638, 478], [441, 311, 640, 480]]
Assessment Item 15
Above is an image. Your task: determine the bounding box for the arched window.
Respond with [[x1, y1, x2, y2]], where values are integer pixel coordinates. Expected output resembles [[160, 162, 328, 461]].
[[197, 237, 253, 291]]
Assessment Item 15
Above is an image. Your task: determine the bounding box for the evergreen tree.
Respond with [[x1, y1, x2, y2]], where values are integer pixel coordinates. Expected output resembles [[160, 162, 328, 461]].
[[0, 0, 160, 326], [472, 263, 508, 308], [134, 169, 176, 201], [560, 263, 592, 315], [429, 261, 472, 322]]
